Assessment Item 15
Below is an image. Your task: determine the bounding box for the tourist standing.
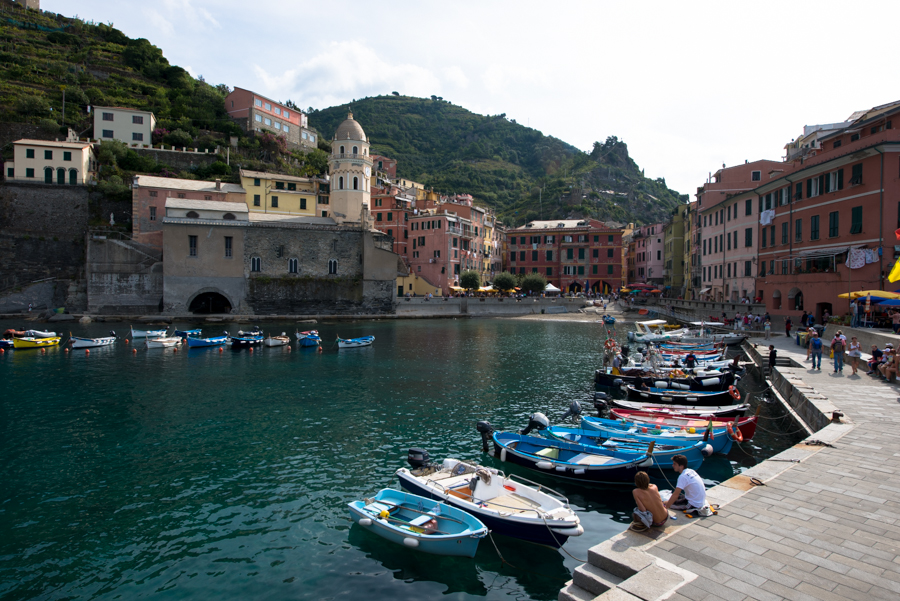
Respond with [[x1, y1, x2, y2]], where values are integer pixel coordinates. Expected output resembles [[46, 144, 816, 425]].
[[892, 310, 900, 334], [768, 345, 777, 371], [785, 316, 793, 339], [848, 336, 862, 375], [850, 300, 859, 327], [809, 333, 823, 370], [831, 332, 845, 373], [764, 318, 772, 339]]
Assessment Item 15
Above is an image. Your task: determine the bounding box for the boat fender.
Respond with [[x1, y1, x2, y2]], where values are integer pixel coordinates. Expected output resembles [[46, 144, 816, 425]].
[[688, 427, 696, 434], [640, 393, 649, 398], [613, 379, 623, 386], [500, 448, 507, 462], [573, 469, 586, 475], [701, 378, 720, 387], [654, 381, 668, 389], [729, 386, 741, 400], [701, 444, 714, 457], [638, 457, 653, 468], [403, 538, 419, 548], [686, 397, 698, 402], [555, 466, 566, 472], [551, 525, 585, 536], [536, 461, 553, 470], [359, 518, 373, 526], [674, 383, 691, 390]]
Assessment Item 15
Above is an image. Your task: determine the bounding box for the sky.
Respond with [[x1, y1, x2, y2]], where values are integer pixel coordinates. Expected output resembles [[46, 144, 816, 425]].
[[46, 0, 899, 197]]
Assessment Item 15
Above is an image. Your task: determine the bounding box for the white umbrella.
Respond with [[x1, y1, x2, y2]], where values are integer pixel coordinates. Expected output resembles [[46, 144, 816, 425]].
[[545, 283, 561, 292]]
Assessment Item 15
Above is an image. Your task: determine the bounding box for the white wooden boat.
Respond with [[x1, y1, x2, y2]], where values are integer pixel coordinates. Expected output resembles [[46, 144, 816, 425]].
[[70, 334, 116, 349], [627, 320, 688, 342], [24, 329, 57, 338], [145, 336, 181, 349], [131, 326, 168, 339], [263, 333, 290, 347], [337, 335, 374, 349]]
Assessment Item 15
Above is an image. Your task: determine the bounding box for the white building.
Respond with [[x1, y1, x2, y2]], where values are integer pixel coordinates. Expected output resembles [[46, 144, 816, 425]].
[[93, 106, 156, 146], [5, 139, 96, 185]]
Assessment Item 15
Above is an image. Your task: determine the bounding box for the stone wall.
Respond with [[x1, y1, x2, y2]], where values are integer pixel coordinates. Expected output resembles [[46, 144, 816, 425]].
[[0, 122, 58, 157], [0, 181, 89, 238], [244, 226, 364, 280], [87, 237, 162, 314], [0, 232, 84, 292], [133, 148, 221, 172]]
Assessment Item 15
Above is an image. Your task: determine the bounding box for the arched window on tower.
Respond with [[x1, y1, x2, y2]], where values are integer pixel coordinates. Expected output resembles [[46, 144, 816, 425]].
[[353, 177, 358, 190], [339, 176, 344, 190], [328, 259, 338, 275], [352, 145, 358, 155], [339, 145, 345, 154]]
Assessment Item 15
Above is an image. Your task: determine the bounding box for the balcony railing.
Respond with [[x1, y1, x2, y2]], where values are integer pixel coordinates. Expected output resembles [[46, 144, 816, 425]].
[[332, 153, 373, 163]]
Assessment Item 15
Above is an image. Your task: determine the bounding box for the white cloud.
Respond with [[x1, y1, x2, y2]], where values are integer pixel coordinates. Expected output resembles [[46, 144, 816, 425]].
[[253, 41, 442, 110], [443, 66, 469, 89], [142, 8, 174, 37]]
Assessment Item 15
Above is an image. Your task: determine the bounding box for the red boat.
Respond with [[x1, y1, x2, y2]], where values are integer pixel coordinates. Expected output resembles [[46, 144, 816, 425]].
[[609, 406, 759, 441]]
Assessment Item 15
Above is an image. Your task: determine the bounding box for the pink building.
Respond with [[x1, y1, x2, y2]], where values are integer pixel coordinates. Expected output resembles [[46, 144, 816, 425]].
[[224, 87, 316, 149], [132, 175, 246, 248], [695, 160, 785, 301], [632, 224, 665, 285]]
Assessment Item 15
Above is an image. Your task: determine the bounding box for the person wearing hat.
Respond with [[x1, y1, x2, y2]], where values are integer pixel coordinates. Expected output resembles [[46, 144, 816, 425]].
[[868, 344, 885, 375], [878, 345, 898, 380]]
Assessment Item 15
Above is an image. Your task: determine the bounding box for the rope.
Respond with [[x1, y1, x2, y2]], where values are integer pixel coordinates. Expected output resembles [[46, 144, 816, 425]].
[[487, 531, 516, 569], [538, 513, 586, 563]]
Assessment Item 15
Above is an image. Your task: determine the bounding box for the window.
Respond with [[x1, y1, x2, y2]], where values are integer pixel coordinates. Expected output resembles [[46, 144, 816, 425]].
[[850, 207, 863, 234], [727, 263, 731, 278], [806, 175, 823, 198], [546, 250, 553, 261], [26, 168, 34, 178], [44, 150, 53, 160], [340, 146, 345, 154], [751, 171, 761, 181], [733, 230, 738, 249], [289, 258, 298, 273], [795, 218, 802, 241], [189, 235, 197, 257], [825, 169, 843, 193], [567, 248, 573, 259], [251, 257, 261, 272], [328, 259, 338, 275], [353, 177, 359, 190], [253, 178, 260, 187], [177, 193, 186, 199], [833, 140, 842, 149], [338, 176, 344, 189], [26, 148, 35, 159], [578, 248, 585, 260], [376, 213, 383, 222], [6, 167, 12, 178], [744, 261, 752, 277], [253, 194, 260, 206], [760, 228, 765, 248], [204, 195, 212, 201], [255, 115, 262, 123], [850, 133, 860, 142], [225, 237, 232, 258], [254, 99, 262, 107], [264, 118, 272, 126], [44, 167, 52, 183], [532, 250, 538, 261], [265, 103, 271, 111], [578, 266, 584, 275], [186, 211, 199, 218], [607, 249, 614, 258], [520, 251, 526, 261], [782, 222, 788, 244], [759, 261, 766, 277], [274, 122, 281, 130], [283, 125, 290, 133], [810, 215, 820, 240], [547, 267, 553, 276], [274, 108, 281, 115], [607, 264, 614, 274], [223, 213, 235, 220], [744, 228, 752, 247], [434, 250, 441, 258], [149, 206, 156, 221], [387, 212, 393, 221], [102, 112, 113, 121], [727, 205, 731, 221], [300, 198, 306, 210], [271, 196, 278, 208], [63, 151, 71, 161], [102, 129, 113, 138], [850, 164, 863, 186], [132, 115, 143, 124], [828, 211, 839, 237], [353, 146, 358, 154], [284, 110, 290, 119]]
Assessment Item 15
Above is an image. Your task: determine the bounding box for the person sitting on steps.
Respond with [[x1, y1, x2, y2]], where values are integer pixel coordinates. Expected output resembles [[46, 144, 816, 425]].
[[664, 455, 708, 514], [631, 471, 669, 531]]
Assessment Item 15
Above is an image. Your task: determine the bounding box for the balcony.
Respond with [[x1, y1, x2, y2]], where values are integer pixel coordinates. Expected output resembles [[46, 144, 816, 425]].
[[447, 227, 462, 236], [332, 153, 373, 163]]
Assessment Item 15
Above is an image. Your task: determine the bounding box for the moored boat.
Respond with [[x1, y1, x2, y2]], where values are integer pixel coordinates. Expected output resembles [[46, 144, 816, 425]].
[[347, 488, 487, 557], [263, 333, 290, 347], [24, 329, 57, 338], [13, 336, 61, 349], [602, 315, 616, 324], [230, 329, 263, 348], [396, 450, 582, 548], [70, 332, 117, 349], [594, 367, 738, 391], [0, 339, 12, 349], [610, 407, 759, 441], [296, 330, 321, 347], [607, 398, 750, 419], [337, 335, 374, 349], [185, 335, 228, 348], [145, 337, 181, 349], [580, 415, 735, 455], [543, 426, 711, 470], [174, 328, 202, 338], [131, 327, 168, 339], [626, 384, 739, 406]]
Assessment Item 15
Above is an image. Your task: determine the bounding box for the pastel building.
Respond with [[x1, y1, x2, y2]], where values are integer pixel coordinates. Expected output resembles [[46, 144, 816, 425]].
[[328, 112, 373, 227], [240, 170, 317, 216], [631, 224, 665, 285], [93, 107, 156, 145], [5, 139, 96, 185], [224, 87, 316, 149]]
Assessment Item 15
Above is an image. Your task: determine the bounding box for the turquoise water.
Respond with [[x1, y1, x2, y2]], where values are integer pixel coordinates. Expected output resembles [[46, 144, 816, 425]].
[[0, 318, 801, 600]]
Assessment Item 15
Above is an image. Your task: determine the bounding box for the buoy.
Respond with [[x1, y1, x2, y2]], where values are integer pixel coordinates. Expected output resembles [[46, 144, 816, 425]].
[[132, 348, 137, 354], [641, 426, 648, 433], [125, 339, 129, 344], [0, 348, 4, 354], [85, 349, 90, 355], [218, 347, 223, 353], [402, 538, 419, 548], [287, 346, 291, 352], [249, 348, 253, 353], [379, 510, 390, 519], [173, 347, 177, 353], [182, 338, 187, 344], [65, 348, 69, 353], [688, 427, 695, 434]]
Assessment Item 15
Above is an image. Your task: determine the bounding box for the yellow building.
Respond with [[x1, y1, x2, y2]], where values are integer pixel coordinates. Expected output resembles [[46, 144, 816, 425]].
[[663, 205, 687, 293], [239, 169, 316, 216], [6, 139, 96, 184]]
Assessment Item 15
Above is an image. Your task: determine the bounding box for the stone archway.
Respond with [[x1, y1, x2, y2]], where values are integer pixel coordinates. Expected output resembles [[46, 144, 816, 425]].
[[788, 287, 803, 311], [187, 289, 235, 314], [772, 289, 782, 310]]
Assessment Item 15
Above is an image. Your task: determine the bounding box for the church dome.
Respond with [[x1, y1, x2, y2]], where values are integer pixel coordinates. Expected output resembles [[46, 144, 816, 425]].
[[334, 111, 366, 142]]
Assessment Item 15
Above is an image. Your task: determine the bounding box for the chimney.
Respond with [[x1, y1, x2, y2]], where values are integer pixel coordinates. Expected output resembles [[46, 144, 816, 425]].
[[215, 179, 221, 190]]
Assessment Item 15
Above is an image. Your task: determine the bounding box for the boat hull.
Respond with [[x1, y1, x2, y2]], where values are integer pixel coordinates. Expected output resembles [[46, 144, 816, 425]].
[[581, 416, 734, 455], [145, 337, 181, 348], [594, 368, 736, 391], [13, 336, 61, 349], [230, 336, 263, 348], [610, 409, 757, 441], [609, 399, 749, 418], [131, 329, 167, 339], [337, 336, 374, 348], [626, 385, 736, 406], [71, 337, 116, 349], [186, 336, 228, 348], [544, 427, 707, 471], [263, 336, 290, 347]]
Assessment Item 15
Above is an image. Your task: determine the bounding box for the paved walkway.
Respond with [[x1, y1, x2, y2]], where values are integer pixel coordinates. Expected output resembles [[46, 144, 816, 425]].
[[648, 335, 900, 601]]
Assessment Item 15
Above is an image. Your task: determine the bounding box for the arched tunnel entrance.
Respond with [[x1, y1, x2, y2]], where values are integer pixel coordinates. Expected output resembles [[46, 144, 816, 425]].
[[189, 292, 232, 314]]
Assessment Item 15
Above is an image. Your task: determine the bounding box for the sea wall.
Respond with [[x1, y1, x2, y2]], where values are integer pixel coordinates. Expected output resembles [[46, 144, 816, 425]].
[[394, 297, 586, 317]]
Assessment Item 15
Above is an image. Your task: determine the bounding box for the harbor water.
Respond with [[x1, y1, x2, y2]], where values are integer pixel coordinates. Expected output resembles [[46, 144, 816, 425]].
[[0, 318, 803, 600]]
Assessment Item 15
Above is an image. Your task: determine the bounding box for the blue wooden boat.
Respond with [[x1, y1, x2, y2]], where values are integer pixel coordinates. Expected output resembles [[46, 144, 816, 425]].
[[337, 335, 374, 349], [0, 339, 13, 349], [543, 426, 709, 470], [602, 315, 616, 324], [186, 335, 228, 348], [580, 415, 734, 455], [175, 328, 203, 338], [491, 431, 654, 484], [348, 488, 487, 557], [295, 330, 321, 347], [230, 329, 263, 348]]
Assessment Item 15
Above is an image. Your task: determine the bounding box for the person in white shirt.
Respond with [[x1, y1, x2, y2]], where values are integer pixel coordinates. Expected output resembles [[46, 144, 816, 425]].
[[664, 455, 707, 512]]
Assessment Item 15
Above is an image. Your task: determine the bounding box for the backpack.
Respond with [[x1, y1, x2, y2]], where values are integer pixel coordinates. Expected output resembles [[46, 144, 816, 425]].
[[812, 337, 823, 350], [832, 339, 844, 352]]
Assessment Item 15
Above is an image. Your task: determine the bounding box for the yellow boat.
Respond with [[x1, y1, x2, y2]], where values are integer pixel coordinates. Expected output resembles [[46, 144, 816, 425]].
[[13, 336, 61, 349]]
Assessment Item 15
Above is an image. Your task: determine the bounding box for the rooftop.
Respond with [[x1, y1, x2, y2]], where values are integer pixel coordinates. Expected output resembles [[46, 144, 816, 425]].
[[14, 138, 93, 149], [93, 106, 156, 116], [248, 213, 336, 225], [134, 175, 245, 194], [239, 169, 314, 184], [164, 199, 249, 213]]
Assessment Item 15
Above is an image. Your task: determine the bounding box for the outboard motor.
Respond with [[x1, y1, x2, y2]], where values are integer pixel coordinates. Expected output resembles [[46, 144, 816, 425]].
[[620, 345, 630, 359], [109, 330, 116, 337], [476, 420, 494, 452], [593, 391, 609, 416], [407, 447, 431, 469], [520, 412, 549, 436], [561, 400, 582, 421]]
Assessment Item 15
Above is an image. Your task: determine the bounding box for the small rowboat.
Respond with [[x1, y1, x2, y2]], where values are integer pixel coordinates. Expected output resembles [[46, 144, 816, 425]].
[[296, 330, 321, 347], [145, 337, 181, 349], [348, 488, 487, 558], [609, 398, 749, 418], [230, 330, 263, 348], [131, 327, 167, 339], [337, 335, 374, 349], [70, 333, 116, 349], [626, 384, 738, 406], [580, 415, 735, 455], [174, 329, 202, 338], [24, 329, 57, 338], [264, 333, 290, 347], [186, 335, 228, 348], [396, 453, 582, 548], [602, 315, 616, 324], [13, 336, 61, 349], [544, 427, 711, 470], [491, 431, 654, 484], [610, 407, 759, 441]]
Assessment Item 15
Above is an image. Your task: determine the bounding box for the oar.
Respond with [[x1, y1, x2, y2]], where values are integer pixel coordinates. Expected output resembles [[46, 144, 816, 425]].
[[366, 499, 468, 525], [364, 512, 454, 535]]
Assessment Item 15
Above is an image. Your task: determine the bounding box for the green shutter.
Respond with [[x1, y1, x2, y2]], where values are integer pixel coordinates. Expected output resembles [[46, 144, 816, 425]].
[[806, 179, 812, 197], [837, 168, 843, 190]]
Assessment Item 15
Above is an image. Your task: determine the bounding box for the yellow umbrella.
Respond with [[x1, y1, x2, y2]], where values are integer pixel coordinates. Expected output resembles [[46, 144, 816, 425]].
[[837, 290, 900, 299], [620, 289, 632, 293]]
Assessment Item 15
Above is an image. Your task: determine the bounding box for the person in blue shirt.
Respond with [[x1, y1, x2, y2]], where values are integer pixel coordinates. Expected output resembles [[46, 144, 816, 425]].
[[809, 332, 823, 370]]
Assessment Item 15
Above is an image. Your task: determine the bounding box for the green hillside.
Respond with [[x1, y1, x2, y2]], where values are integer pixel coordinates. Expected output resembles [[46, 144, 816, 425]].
[[0, 0, 688, 226]]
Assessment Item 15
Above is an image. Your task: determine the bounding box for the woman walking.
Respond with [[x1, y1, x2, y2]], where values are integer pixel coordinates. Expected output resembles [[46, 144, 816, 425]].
[[848, 336, 862, 375]]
